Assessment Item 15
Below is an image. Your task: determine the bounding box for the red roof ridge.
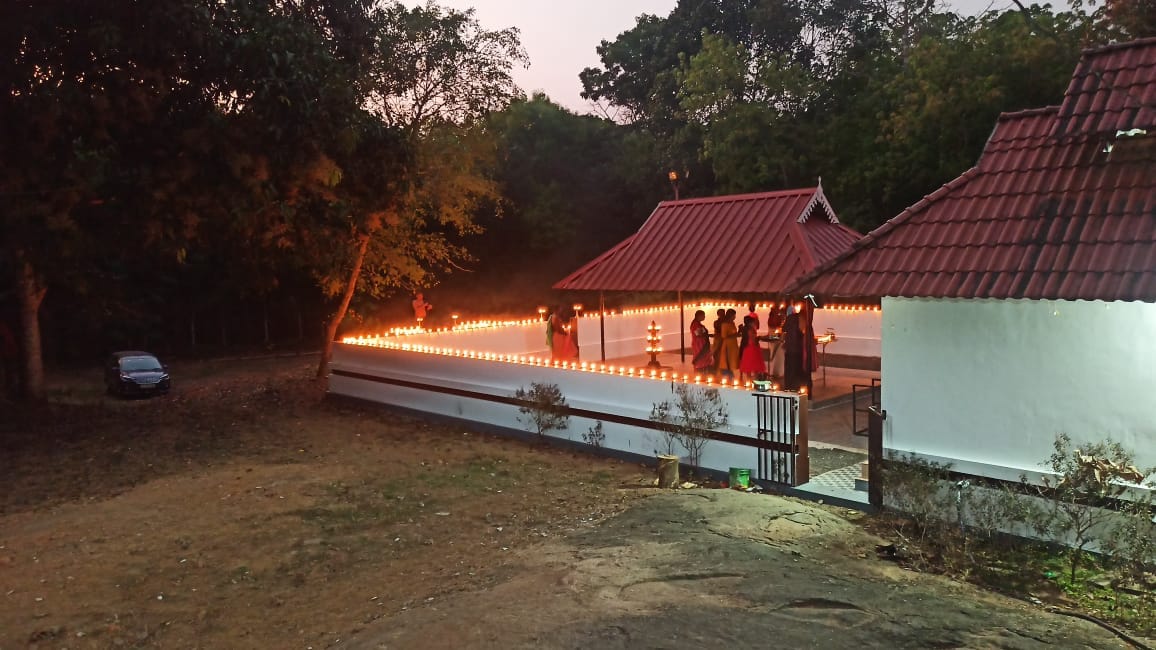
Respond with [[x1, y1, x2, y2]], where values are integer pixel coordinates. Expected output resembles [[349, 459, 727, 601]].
[[1079, 36, 1156, 57], [660, 186, 817, 207], [996, 105, 1061, 121]]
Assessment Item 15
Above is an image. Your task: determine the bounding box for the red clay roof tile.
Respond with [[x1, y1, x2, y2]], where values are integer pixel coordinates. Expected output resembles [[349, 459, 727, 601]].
[[790, 39, 1156, 303]]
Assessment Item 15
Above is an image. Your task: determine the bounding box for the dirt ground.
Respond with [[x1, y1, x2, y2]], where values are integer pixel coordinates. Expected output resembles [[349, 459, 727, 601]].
[[0, 357, 1143, 649]]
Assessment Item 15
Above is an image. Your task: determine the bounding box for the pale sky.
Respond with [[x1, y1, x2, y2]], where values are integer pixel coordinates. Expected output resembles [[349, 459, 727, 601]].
[[404, 1, 1032, 112]]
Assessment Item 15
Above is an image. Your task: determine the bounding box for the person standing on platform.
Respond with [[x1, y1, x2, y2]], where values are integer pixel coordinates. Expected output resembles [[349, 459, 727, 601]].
[[710, 308, 725, 372], [783, 304, 808, 392], [552, 305, 579, 362], [411, 292, 432, 327], [716, 308, 740, 380], [689, 309, 714, 374], [738, 314, 766, 383], [544, 305, 557, 357], [548, 306, 564, 360], [766, 302, 787, 380], [746, 301, 760, 335]]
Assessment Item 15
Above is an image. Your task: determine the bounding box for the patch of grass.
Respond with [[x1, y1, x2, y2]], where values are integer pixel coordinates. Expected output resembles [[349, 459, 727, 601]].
[[290, 478, 427, 534], [586, 470, 614, 485], [442, 456, 518, 492]]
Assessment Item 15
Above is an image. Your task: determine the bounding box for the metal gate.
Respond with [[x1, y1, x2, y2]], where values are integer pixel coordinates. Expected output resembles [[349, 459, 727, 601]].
[[851, 378, 881, 437], [754, 393, 808, 486]]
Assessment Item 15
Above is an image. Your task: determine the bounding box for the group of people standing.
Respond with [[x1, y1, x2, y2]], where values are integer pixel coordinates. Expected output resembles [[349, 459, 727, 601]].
[[689, 301, 815, 393], [545, 305, 579, 361], [689, 303, 766, 383]]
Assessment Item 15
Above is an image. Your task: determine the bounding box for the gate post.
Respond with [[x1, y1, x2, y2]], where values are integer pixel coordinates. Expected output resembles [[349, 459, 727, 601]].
[[794, 395, 809, 486], [867, 406, 885, 508]]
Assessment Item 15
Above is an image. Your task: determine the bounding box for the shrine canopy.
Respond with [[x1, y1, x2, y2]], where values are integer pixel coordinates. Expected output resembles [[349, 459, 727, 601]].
[[554, 185, 862, 295]]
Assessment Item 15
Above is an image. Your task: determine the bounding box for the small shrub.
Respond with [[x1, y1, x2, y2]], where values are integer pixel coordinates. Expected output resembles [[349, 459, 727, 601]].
[[649, 385, 728, 470], [879, 454, 958, 560], [514, 382, 569, 441], [1103, 493, 1156, 615], [1023, 433, 1153, 585], [581, 421, 606, 448]]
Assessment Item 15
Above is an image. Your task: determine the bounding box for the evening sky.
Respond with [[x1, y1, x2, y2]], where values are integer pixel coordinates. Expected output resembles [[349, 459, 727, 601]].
[[403, 0, 1030, 112]]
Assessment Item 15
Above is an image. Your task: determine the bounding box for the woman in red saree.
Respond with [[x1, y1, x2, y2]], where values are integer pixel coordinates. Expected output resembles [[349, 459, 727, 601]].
[[553, 306, 579, 362], [738, 314, 766, 382], [689, 309, 713, 373]]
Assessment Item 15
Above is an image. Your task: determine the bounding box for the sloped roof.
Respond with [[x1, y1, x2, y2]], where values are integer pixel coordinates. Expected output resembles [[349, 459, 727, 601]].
[[554, 185, 861, 294], [791, 38, 1156, 303]]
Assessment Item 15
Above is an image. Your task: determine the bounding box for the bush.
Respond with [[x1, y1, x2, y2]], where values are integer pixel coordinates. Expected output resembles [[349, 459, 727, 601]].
[[649, 385, 728, 470], [581, 420, 605, 448], [514, 382, 569, 441], [1024, 433, 1154, 585]]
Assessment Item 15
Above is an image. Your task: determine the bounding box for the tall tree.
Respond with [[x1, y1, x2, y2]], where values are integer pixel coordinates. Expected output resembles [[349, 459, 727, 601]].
[[0, 0, 385, 398], [677, 31, 816, 192], [312, 1, 527, 377], [0, 0, 232, 398]]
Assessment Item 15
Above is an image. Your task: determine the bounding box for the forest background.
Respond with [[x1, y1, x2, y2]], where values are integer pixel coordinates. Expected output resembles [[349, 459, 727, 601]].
[[2, 0, 1153, 398]]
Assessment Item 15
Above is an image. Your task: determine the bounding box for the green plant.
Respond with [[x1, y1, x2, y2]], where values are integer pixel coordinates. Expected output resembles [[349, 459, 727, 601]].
[[1103, 485, 1156, 615], [514, 382, 570, 441], [649, 385, 728, 470], [581, 420, 606, 448], [879, 454, 957, 554], [1024, 433, 1153, 585]]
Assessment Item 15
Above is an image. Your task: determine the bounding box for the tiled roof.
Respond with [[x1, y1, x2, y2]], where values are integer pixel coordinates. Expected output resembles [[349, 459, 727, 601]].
[[554, 185, 862, 294], [790, 38, 1156, 303], [1053, 37, 1156, 137]]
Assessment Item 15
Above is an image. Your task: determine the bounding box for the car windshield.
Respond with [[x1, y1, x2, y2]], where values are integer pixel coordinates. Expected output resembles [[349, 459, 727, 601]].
[[121, 356, 162, 372]]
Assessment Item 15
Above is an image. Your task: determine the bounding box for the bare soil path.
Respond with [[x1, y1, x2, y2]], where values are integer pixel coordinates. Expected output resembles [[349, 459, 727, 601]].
[[0, 357, 1141, 649], [356, 490, 1133, 649]]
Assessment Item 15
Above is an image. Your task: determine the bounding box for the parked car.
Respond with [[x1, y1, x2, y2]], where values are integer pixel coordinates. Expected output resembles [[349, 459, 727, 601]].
[[105, 351, 171, 397]]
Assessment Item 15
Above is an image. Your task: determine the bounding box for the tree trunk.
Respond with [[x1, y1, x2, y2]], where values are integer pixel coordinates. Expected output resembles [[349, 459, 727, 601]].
[[17, 256, 47, 400], [317, 233, 370, 380]]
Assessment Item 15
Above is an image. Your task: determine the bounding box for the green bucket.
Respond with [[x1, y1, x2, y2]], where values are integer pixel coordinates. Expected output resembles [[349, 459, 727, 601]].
[[729, 467, 751, 489]]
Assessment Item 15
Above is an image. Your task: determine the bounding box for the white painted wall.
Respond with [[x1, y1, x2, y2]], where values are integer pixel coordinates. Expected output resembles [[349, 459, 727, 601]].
[[349, 307, 689, 360], [881, 298, 1156, 481], [811, 308, 882, 357], [329, 342, 805, 482]]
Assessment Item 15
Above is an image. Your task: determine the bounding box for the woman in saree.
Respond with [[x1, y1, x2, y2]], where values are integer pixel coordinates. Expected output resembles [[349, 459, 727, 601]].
[[709, 308, 725, 372], [716, 309, 740, 380], [553, 306, 580, 361], [738, 314, 766, 382], [689, 309, 713, 374]]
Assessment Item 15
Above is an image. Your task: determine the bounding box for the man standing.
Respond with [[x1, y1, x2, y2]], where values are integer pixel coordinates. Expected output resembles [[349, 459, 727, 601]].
[[411, 292, 432, 327]]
